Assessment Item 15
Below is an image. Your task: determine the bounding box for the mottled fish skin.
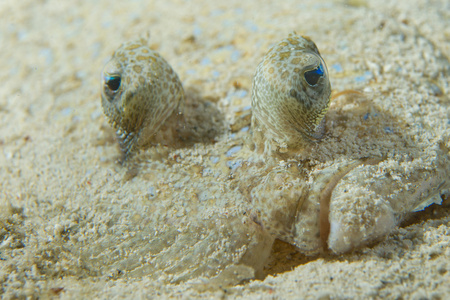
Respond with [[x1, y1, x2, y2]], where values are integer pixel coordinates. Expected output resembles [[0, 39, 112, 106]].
[[248, 34, 450, 256], [101, 39, 185, 160], [92, 33, 450, 284], [251, 33, 331, 155]]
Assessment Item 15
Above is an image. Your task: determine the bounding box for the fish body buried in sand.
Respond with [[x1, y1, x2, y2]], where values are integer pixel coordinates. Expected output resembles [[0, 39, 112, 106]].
[[97, 34, 450, 284], [249, 34, 449, 255]]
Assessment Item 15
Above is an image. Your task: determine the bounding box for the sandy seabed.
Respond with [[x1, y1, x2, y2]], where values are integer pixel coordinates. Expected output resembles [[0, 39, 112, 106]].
[[1, 0, 450, 299]]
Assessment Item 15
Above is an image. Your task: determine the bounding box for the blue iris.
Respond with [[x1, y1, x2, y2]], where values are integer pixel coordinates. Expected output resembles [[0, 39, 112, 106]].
[[105, 75, 121, 91], [304, 64, 324, 86]]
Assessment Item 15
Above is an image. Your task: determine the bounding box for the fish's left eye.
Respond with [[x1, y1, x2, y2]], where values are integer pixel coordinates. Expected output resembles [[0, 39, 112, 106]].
[[105, 75, 121, 92], [304, 64, 324, 86]]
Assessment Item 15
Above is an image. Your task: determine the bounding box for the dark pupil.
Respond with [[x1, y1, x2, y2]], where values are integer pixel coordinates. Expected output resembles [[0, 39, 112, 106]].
[[106, 76, 121, 91], [304, 64, 324, 86]]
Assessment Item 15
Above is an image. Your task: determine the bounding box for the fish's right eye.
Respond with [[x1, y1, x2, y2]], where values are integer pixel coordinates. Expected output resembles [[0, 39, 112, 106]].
[[304, 64, 324, 86]]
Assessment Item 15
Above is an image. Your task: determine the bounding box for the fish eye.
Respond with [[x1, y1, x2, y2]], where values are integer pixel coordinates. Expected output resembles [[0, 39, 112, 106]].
[[105, 75, 121, 92], [304, 64, 324, 86]]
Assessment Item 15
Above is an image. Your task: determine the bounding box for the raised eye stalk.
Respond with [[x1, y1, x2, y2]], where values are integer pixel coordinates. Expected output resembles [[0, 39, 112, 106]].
[[251, 33, 331, 155], [101, 40, 185, 161]]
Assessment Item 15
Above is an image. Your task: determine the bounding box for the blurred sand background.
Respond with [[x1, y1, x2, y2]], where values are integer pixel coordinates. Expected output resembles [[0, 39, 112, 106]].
[[1, 0, 450, 298]]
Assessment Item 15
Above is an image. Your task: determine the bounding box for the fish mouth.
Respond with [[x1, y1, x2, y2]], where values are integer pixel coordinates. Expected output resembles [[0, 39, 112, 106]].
[[319, 157, 383, 252]]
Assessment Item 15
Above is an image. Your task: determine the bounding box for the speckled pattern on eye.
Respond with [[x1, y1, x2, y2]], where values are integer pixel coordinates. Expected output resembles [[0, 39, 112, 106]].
[[251, 33, 331, 155], [101, 39, 185, 160]]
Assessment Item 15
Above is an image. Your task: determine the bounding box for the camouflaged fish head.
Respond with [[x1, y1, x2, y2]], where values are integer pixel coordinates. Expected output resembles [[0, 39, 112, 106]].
[[251, 33, 331, 155], [101, 39, 184, 159]]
